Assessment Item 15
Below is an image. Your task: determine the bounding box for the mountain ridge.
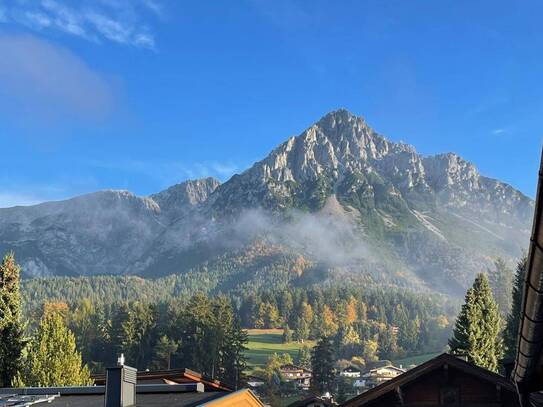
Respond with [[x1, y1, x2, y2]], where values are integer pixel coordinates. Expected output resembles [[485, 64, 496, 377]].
[[0, 109, 533, 296]]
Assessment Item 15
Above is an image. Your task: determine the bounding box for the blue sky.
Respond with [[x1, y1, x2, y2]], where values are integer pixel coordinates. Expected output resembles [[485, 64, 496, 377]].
[[1, 0, 542, 207]]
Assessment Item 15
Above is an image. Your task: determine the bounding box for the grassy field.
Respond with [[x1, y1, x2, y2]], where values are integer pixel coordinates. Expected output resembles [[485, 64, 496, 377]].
[[245, 329, 315, 369], [393, 352, 440, 368]]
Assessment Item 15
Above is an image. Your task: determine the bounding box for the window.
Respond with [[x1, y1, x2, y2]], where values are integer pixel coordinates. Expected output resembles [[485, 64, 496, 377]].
[[440, 387, 460, 405]]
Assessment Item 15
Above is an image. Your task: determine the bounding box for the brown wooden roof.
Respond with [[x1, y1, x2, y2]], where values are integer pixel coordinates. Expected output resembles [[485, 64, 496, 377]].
[[92, 368, 231, 392], [341, 353, 516, 406]]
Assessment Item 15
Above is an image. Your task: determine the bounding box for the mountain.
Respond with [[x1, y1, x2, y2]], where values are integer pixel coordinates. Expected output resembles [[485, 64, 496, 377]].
[[0, 110, 533, 296]]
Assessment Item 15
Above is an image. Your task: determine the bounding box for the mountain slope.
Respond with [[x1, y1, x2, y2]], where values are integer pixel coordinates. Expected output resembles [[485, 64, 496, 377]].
[[0, 110, 533, 295]]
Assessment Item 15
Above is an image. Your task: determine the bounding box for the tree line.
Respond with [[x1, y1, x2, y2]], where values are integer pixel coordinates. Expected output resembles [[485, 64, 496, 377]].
[[0, 253, 248, 389]]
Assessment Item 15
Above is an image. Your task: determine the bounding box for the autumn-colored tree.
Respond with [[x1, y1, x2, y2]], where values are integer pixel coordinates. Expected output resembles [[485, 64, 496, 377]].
[[302, 302, 314, 325], [362, 337, 379, 363], [319, 305, 338, 337], [43, 302, 69, 320], [345, 297, 358, 325]]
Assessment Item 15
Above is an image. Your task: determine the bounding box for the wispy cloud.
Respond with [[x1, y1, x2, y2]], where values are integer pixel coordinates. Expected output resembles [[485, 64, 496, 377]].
[[0, 0, 161, 49], [492, 128, 507, 135], [0, 33, 115, 122], [87, 158, 242, 188]]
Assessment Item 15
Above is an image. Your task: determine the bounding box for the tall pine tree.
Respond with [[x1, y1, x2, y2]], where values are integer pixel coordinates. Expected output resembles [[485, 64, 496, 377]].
[[15, 311, 92, 387], [0, 252, 24, 387], [311, 337, 335, 395], [503, 255, 528, 359], [449, 273, 503, 372], [488, 258, 513, 316]]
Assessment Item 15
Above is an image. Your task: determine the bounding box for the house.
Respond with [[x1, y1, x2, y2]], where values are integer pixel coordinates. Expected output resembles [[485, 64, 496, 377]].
[[361, 365, 405, 388], [512, 148, 543, 406], [341, 353, 521, 406], [0, 364, 263, 407], [340, 366, 362, 378], [287, 394, 337, 407], [279, 364, 312, 389], [246, 375, 266, 389]]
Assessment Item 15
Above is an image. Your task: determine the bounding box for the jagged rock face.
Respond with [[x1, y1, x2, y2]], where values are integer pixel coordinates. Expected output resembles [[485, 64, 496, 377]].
[[0, 110, 534, 295], [212, 110, 532, 223], [150, 177, 220, 219]]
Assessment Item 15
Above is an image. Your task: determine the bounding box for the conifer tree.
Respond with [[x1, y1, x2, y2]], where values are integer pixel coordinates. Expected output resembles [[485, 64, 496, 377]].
[[0, 252, 24, 387], [294, 316, 310, 342], [311, 337, 335, 394], [503, 255, 528, 359], [151, 335, 179, 370], [297, 345, 311, 369], [220, 318, 248, 389], [488, 258, 513, 316], [449, 273, 503, 372], [15, 311, 92, 387], [282, 323, 292, 343]]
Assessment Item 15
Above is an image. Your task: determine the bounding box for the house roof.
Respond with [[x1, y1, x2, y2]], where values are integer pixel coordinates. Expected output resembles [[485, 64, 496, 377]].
[[280, 364, 312, 373], [0, 385, 262, 407], [366, 365, 404, 373], [92, 368, 231, 391], [341, 353, 515, 406], [47, 392, 227, 407], [513, 149, 543, 399], [287, 395, 336, 407]]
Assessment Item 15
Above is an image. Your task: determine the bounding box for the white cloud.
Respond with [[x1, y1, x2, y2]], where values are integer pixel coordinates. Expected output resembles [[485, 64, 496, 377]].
[[0, 34, 115, 121], [23, 11, 52, 28], [0, 0, 160, 49], [492, 128, 507, 135]]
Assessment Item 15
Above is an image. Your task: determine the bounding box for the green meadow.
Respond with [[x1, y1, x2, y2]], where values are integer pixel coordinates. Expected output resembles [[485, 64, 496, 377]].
[[245, 329, 315, 369]]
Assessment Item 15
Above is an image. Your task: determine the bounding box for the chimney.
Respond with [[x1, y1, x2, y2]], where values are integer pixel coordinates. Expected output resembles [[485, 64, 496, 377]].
[[105, 356, 137, 407]]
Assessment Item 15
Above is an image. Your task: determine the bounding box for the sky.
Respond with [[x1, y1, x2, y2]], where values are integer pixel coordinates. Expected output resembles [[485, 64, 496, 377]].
[[1, 0, 543, 208]]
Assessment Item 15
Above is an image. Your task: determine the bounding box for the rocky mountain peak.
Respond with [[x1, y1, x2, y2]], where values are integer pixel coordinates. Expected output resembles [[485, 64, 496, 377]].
[[151, 177, 220, 214], [422, 153, 480, 191]]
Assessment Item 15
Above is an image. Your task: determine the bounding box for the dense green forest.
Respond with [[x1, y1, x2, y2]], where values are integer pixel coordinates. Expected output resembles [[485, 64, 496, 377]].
[[22, 274, 458, 375]]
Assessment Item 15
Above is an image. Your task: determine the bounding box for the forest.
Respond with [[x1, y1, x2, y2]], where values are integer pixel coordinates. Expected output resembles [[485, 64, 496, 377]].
[[0, 250, 522, 396]]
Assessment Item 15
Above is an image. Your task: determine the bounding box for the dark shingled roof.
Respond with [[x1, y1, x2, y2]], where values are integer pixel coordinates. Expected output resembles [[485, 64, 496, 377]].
[[45, 392, 227, 407], [0, 384, 227, 407]]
